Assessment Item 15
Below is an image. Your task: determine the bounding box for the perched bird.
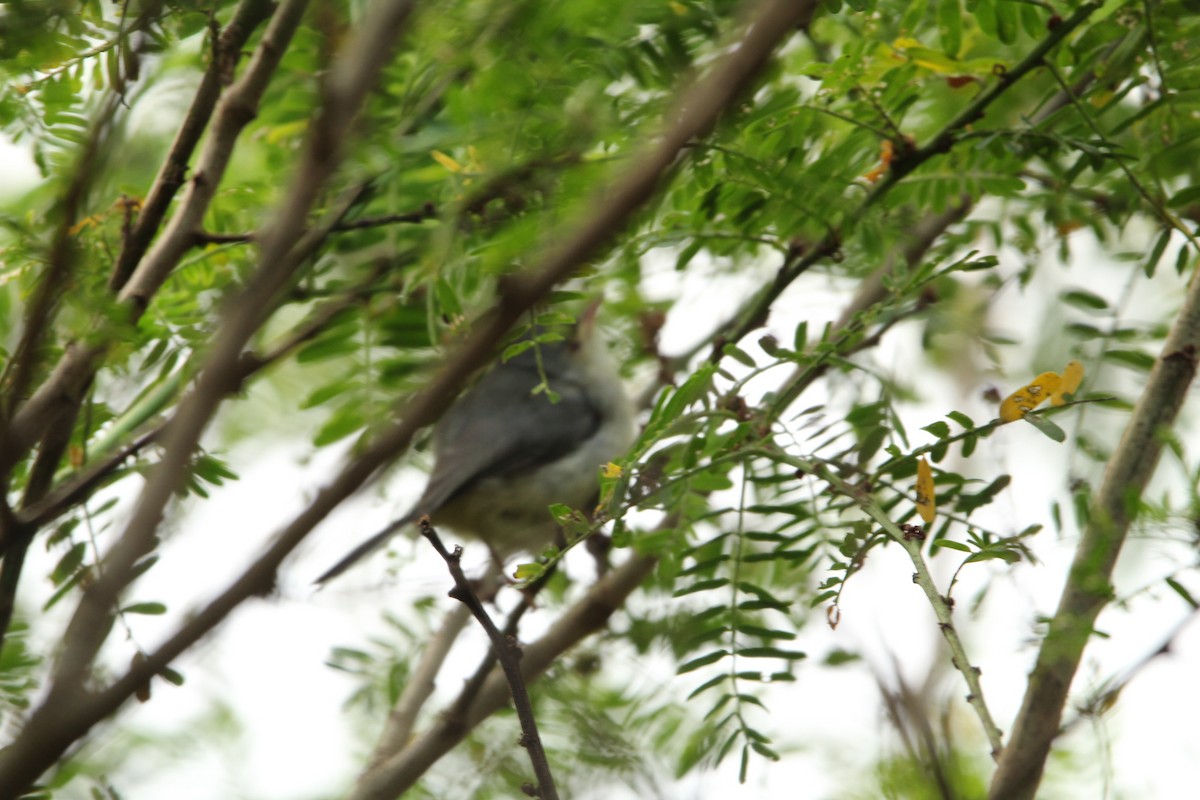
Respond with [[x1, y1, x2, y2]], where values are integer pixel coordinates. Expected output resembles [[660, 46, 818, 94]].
[[315, 302, 634, 584]]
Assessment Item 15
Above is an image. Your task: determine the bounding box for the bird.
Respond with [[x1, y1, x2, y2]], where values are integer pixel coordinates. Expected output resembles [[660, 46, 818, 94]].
[[315, 301, 634, 584]]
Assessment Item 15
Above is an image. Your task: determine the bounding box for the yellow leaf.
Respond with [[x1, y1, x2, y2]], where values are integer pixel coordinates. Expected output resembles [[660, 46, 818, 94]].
[[430, 150, 463, 173], [915, 457, 936, 524], [999, 371, 1062, 422], [602, 462, 623, 479], [1051, 360, 1084, 406]]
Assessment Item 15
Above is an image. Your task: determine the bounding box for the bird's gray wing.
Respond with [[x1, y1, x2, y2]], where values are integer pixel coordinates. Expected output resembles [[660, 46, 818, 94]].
[[414, 355, 600, 514], [314, 344, 598, 585]]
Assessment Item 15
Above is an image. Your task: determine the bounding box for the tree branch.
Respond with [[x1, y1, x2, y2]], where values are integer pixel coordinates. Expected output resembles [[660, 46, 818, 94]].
[[419, 519, 559, 800], [0, 93, 120, 473], [351, 551, 659, 800], [367, 602, 473, 767], [989, 252, 1200, 799], [192, 204, 437, 245], [108, 0, 276, 291]]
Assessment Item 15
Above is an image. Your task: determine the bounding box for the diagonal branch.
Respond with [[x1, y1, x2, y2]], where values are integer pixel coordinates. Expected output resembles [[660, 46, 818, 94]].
[[989, 253, 1200, 799], [0, 92, 120, 469], [13, 275, 369, 533], [108, 0, 277, 291]]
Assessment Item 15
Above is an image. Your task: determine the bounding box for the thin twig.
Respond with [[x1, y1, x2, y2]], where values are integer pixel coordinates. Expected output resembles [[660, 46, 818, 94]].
[[1042, 57, 1200, 254], [352, 551, 659, 800], [1062, 604, 1200, 733], [192, 204, 437, 245], [419, 519, 559, 800], [800, 456, 1006, 758]]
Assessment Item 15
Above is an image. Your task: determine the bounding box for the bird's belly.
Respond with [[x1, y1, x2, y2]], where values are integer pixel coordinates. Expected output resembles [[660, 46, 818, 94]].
[[432, 424, 629, 558]]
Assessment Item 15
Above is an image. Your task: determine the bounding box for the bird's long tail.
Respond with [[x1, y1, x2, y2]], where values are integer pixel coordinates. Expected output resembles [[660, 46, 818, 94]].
[[314, 513, 415, 585]]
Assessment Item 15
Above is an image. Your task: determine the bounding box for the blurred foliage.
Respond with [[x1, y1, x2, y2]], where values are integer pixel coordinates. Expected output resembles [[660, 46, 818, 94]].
[[3, 0, 1200, 797]]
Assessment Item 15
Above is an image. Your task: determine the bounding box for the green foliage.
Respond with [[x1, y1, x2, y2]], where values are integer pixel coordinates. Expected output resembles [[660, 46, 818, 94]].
[[3, 0, 1200, 797]]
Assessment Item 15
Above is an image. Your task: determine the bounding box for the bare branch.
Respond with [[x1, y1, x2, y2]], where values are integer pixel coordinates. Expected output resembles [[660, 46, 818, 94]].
[[117, 0, 313, 311], [419, 519, 560, 800], [352, 552, 658, 799], [0, 393, 89, 648]]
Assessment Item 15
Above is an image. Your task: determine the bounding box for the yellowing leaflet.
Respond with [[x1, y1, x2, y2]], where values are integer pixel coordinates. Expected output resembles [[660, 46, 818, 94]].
[[1051, 360, 1084, 406], [915, 457, 936, 524], [999, 371, 1062, 422]]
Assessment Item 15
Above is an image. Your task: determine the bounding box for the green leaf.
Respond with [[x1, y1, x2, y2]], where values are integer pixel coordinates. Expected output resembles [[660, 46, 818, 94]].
[[938, 0, 962, 56], [1144, 228, 1171, 278], [296, 331, 359, 363], [722, 343, 755, 367], [676, 239, 703, 271], [1019, 2, 1045, 37], [994, 0, 1019, 43], [946, 410, 974, 429], [687, 672, 730, 700], [935, 539, 970, 553], [1165, 577, 1198, 609], [964, 548, 1021, 564], [1060, 289, 1108, 312], [1167, 185, 1200, 208], [736, 647, 807, 660], [1102, 349, 1156, 371], [158, 666, 186, 686], [1177, 244, 1193, 275], [678, 650, 730, 675], [922, 420, 950, 438], [792, 320, 808, 351], [1022, 413, 1066, 443], [955, 474, 1012, 513], [661, 364, 715, 420], [513, 562, 546, 582], [121, 602, 167, 615], [674, 578, 730, 597], [50, 542, 87, 586], [313, 406, 366, 446]]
